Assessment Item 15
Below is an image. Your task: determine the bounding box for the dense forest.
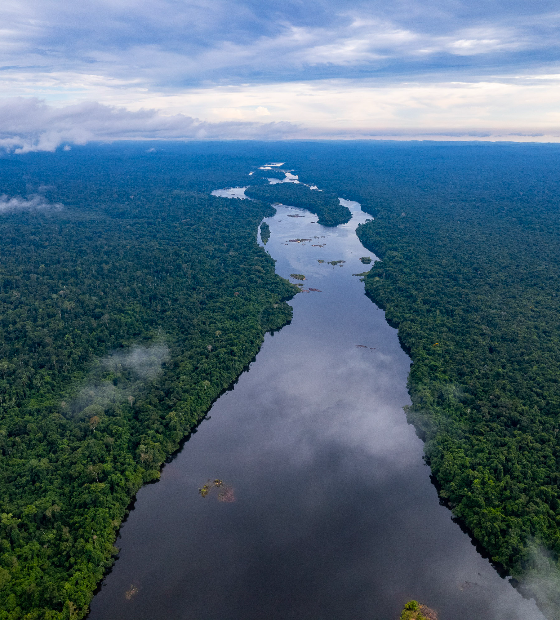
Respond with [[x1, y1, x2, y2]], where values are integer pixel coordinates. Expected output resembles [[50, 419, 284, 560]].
[[0, 145, 298, 619], [281, 142, 560, 619], [244, 180, 351, 227], [3, 141, 560, 618]]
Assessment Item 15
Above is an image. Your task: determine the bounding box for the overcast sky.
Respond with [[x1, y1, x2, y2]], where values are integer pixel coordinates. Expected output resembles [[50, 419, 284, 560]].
[[2, 0, 560, 149]]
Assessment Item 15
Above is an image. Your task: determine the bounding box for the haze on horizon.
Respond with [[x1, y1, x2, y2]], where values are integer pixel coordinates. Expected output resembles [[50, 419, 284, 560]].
[[2, 0, 560, 151]]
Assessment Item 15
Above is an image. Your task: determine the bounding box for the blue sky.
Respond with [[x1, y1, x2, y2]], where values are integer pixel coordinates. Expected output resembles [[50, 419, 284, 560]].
[[2, 0, 560, 149]]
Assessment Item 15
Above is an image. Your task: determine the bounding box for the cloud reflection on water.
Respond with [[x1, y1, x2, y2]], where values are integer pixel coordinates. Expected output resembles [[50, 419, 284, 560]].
[[88, 190, 545, 620]]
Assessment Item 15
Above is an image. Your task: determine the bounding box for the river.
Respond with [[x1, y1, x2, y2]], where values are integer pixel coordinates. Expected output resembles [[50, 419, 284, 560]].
[[88, 191, 545, 619]]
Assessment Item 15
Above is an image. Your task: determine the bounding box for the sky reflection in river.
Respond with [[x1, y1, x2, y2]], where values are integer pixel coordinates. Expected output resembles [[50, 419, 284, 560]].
[[88, 197, 545, 620]]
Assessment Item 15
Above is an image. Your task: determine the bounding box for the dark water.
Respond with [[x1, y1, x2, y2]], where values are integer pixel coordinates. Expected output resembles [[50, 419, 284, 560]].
[[88, 198, 544, 620]]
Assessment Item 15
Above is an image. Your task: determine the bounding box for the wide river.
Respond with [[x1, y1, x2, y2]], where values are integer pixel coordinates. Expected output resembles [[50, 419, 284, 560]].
[[88, 193, 545, 620]]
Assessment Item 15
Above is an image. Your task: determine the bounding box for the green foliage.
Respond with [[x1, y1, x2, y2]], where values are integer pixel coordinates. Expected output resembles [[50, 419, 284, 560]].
[[399, 600, 437, 620], [260, 221, 271, 244], [244, 182, 351, 227], [0, 147, 298, 618]]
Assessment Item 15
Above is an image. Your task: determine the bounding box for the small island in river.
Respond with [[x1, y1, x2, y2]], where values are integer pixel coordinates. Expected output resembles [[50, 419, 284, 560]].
[[260, 221, 271, 244], [399, 600, 438, 620]]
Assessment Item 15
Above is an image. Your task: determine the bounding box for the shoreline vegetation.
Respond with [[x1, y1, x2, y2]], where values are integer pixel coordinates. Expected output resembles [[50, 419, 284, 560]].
[[400, 600, 438, 620], [259, 221, 271, 245]]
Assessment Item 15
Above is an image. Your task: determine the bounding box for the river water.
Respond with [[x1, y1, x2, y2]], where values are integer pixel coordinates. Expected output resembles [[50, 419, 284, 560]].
[[88, 195, 545, 620]]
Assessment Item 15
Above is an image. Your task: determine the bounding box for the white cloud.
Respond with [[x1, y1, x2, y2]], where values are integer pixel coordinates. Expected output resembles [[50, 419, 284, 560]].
[[0, 98, 300, 152], [1, 2, 560, 139], [81, 78, 560, 139], [2, 2, 560, 92], [69, 343, 171, 418], [103, 344, 170, 381], [3, 81, 560, 151], [0, 194, 63, 213]]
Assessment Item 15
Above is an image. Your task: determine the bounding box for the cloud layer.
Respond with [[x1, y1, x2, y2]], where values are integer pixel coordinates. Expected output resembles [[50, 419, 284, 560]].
[[3, 1, 560, 85], [0, 98, 300, 152], [0, 193, 62, 212], [69, 343, 171, 419], [2, 1, 560, 141], [2, 87, 560, 153]]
